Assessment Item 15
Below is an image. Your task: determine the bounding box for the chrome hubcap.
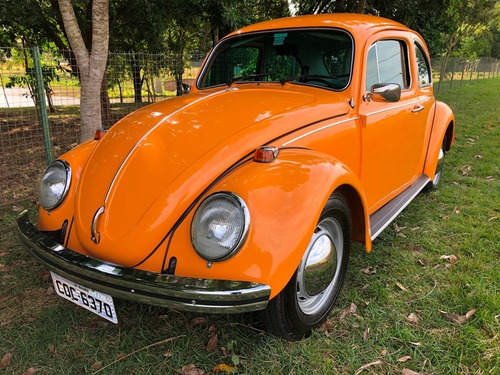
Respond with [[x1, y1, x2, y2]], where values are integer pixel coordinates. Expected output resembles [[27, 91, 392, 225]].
[[297, 217, 343, 315], [432, 147, 445, 187]]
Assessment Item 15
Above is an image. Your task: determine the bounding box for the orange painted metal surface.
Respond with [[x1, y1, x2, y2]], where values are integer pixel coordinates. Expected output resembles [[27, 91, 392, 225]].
[[35, 14, 454, 299]]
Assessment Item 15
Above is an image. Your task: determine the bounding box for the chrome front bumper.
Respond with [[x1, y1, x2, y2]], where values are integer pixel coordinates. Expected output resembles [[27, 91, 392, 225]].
[[16, 211, 271, 313]]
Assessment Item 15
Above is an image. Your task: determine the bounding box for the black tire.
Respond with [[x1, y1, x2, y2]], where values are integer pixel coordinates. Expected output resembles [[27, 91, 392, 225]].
[[424, 136, 446, 193], [260, 192, 351, 340]]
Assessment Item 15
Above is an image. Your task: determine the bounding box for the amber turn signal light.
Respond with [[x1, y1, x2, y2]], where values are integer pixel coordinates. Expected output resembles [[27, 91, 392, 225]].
[[254, 146, 279, 163], [94, 129, 106, 140]]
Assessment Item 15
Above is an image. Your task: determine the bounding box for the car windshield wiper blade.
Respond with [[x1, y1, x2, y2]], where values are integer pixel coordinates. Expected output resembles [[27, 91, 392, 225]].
[[226, 72, 277, 86], [280, 74, 338, 85]]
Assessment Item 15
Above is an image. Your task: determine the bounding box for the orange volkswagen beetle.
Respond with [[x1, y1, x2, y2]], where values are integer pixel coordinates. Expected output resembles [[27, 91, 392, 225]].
[[17, 14, 454, 340]]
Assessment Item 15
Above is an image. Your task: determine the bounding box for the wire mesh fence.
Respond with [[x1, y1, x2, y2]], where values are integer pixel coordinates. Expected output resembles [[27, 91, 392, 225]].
[[0, 47, 498, 205], [0, 47, 205, 205]]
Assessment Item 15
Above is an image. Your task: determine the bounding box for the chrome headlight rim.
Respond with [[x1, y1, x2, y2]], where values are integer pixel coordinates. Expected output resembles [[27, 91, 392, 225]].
[[191, 191, 250, 262], [39, 160, 72, 211]]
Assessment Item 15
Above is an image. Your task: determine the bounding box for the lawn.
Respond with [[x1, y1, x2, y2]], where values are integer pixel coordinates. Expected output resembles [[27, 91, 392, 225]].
[[0, 78, 499, 374]]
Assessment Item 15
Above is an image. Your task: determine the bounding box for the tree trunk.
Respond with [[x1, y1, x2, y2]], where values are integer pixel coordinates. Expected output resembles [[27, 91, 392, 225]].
[[100, 72, 112, 127], [58, 0, 109, 142], [131, 61, 143, 103]]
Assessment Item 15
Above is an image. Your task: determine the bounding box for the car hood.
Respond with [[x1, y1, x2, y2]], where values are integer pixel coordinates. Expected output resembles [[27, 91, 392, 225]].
[[73, 85, 349, 266]]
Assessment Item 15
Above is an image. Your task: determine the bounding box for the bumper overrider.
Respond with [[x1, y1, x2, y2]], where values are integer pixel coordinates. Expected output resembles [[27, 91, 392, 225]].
[[16, 210, 271, 313]]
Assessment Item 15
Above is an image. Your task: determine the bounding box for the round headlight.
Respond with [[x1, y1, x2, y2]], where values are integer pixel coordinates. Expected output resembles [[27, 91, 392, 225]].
[[191, 192, 250, 261], [38, 160, 71, 210]]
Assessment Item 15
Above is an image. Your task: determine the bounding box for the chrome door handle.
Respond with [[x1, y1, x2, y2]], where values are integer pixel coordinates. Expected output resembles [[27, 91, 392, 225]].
[[91, 206, 105, 244], [411, 105, 425, 113]]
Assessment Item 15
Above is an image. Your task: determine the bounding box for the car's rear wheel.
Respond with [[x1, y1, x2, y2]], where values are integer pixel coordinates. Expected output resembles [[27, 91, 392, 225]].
[[260, 193, 351, 340], [424, 136, 446, 193]]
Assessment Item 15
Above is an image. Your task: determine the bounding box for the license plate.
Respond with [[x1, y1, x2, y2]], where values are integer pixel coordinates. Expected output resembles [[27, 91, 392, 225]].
[[51, 272, 118, 324]]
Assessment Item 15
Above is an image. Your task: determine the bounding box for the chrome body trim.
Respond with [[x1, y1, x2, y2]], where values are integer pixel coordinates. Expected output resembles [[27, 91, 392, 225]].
[[103, 90, 226, 204], [281, 117, 358, 146], [17, 211, 271, 313], [90, 206, 105, 244], [364, 100, 420, 117], [369, 174, 429, 240]]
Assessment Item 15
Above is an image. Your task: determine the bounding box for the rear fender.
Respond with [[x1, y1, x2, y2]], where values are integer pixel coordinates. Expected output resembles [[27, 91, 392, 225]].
[[167, 148, 370, 298], [424, 100, 455, 179]]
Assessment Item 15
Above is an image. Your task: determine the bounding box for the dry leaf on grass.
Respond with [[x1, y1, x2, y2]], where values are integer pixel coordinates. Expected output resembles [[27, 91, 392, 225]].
[[440, 309, 476, 324], [339, 303, 358, 319], [397, 232, 407, 238], [206, 334, 218, 351], [73, 350, 83, 358], [361, 266, 377, 275], [380, 349, 387, 356], [191, 317, 207, 326], [208, 325, 217, 336], [396, 282, 408, 291], [439, 254, 458, 263], [401, 369, 425, 375], [353, 360, 384, 375], [405, 313, 419, 324], [213, 364, 237, 373], [363, 327, 370, 342], [178, 364, 205, 375], [163, 351, 172, 359], [410, 342, 422, 346], [0, 251, 8, 257], [91, 361, 102, 371], [48, 344, 59, 357], [397, 355, 411, 363], [0, 352, 13, 369], [22, 367, 38, 375]]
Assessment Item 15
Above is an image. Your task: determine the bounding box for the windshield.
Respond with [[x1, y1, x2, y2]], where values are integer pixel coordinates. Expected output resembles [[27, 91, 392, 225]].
[[198, 29, 353, 91]]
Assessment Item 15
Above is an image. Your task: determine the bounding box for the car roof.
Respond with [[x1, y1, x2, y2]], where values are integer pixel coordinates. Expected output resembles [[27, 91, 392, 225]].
[[225, 13, 410, 39]]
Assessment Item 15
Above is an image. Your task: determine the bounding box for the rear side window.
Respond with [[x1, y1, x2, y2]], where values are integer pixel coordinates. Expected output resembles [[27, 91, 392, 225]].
[[415, 43, 431, 87], [365, 40, 410, 91]]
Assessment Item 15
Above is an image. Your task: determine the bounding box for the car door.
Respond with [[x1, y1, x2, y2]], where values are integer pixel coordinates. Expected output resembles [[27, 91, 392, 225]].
[[358, 32, 428, 212]]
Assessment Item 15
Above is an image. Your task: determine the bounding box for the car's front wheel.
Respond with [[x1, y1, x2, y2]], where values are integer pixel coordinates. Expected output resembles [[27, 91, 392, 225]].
[[260, 193, 351, 340], [424, 136, 447, 193]]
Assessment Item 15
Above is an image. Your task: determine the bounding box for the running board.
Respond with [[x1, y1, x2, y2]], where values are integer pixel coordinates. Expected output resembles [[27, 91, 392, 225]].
[[370, 175, 430, 240]]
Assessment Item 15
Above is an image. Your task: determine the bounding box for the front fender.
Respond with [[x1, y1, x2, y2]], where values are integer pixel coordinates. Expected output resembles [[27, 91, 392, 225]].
[[424, 100, 455, 179], [165, 148, 370, 298]]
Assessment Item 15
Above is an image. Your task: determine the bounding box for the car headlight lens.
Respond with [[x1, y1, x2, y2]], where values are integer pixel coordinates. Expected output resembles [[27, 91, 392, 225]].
[[38, 160, 71, 210], [191, 192, 250, 261]]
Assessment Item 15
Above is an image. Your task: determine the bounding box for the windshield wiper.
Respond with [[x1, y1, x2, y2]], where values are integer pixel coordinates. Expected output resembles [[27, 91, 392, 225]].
[[280, 74, 339, 85], [226, 72, 277, 86]]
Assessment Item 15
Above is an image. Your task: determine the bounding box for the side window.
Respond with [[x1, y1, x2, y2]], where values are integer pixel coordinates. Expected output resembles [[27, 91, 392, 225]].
[[415, 43, 431, 87], [365, 40, 410, 91]]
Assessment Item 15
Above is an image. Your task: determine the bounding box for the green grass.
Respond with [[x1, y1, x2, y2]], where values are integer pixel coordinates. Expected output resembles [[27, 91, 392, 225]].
[[1, 78, 499, 374]]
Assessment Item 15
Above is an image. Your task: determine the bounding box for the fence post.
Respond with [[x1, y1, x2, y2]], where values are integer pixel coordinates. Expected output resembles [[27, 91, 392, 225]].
[[33, 46, 53, 165]]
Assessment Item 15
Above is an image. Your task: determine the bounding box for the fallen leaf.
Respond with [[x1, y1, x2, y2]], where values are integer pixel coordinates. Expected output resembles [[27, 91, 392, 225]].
[[417, 259, 425, 266], [321, 320, 333, 333], [0, 251, 8, 257], [474, 154, 483, 159], [178, 364, 205, 375], [439, 309, 476, 324], [410, 342, 422, 346], [396, 282, 408, 291], [440, 254, 458, 263], [411, 227, 421, 231], [191, 317, 207, 326], [206, 334, 218, 351], [117, 352, 126, 359], [363, 327, 370, 342], [405, 313, 419, 324], [454, 208, 460, 214], [22, 367, 38, 375], [339, 303, 358, 319], [221, 347, 230, 356], [353, 360, 384, 375], [486, 176, 494, 181], [397, 232, 407, 238], [213, 363, 237, 373], [46, 286, 54, 295], [0, 352, 13, 369], [361, 266, 376, 275], [162, 351, 172, 359], [461, 165, 471, 176], [48, 344, 59, 357], [397, 355, 411, 362], [73, 350, 83, 358], [380, 349, 387, 356], [401, 369, 424, 375], [231, 354, 240, 366], [393, 223, 407, 232], [208, 325, 217, 336], [91, 361, 102, 371], [157, 315, 168, 320], [360, 284, 369, 291], [445, 263, 452, 269]]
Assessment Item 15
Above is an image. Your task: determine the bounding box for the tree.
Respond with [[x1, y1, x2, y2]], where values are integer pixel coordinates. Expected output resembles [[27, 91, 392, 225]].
[[58, 0, 109, 142]]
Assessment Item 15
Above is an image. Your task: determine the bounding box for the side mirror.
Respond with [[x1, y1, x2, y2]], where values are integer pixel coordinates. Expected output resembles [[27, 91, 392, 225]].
[[182, 83, 191, 95], [368, 83, 401, 102]]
